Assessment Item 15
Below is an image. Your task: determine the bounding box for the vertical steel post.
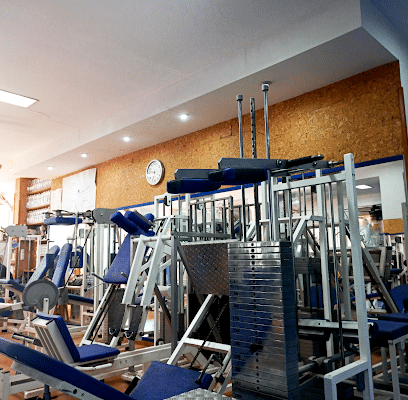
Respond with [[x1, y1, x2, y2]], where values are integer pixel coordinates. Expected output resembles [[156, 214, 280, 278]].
[[316, 170, 333, 356], [237, 94, 247, 241], [250, 97, 261, 241], [262, 83, 275, 240], [262, 84, 270, 159], [170, 234, 178, 353], [344, 153, 374, 399]]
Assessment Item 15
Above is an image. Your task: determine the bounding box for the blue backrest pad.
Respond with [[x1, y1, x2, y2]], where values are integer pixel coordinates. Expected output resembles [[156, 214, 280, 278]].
[[51, 243, 72, 288], [104, 234, 131, 284], [0, 336, 131, 400], [37, 312, 80, 361], [390, 284, 408, 312], [27, 245, 60, 285]]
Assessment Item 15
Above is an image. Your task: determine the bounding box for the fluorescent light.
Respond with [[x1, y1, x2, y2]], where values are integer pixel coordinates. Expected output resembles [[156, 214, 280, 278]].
[[123, 136, 131, 142], [47, 166, 53, 171], [81, 153, 88, 158], [0, 89, 37, 108], [179, 113, 189, 121], [356, 184, 372, 190]]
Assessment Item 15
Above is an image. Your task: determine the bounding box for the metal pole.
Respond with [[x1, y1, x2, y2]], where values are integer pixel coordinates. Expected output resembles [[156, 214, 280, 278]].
[[262, 83, 275, 240], [344, 153, 374, 399], [262, 83, 270, 159], [237, 94, 247, 241], [250, 97, 261, 241], [170, 234, 178, 352]]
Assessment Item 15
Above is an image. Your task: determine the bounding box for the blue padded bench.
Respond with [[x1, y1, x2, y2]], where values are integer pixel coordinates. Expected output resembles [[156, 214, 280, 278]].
[[370, 319, 408, 399], [0, 337, 213, 400], [33, 313, 120, 364], [51, 243, 72, 288]]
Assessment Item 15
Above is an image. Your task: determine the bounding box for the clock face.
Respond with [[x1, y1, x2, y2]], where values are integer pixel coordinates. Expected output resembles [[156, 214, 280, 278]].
[[146, 160, 164, 185]]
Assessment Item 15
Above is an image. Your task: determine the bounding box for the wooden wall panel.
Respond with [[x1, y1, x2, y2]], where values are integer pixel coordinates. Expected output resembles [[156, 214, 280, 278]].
[[50, 62, 403, 210], [383, 218, 404, 234]]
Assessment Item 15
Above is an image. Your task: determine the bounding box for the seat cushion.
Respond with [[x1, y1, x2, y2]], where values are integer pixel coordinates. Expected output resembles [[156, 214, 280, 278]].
[[76, 344, 120, 362], [371, 319, 408, 345], [377, 313, 408, 323]]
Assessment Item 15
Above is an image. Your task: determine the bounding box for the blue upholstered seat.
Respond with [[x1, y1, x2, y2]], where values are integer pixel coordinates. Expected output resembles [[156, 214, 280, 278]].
[[37, 313, 119, 362], [370, 319, 408, 346], [130, 361, 212, 400]]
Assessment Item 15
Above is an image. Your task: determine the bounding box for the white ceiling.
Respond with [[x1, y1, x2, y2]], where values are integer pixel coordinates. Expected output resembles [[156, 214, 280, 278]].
[[0, 0, 403, 184]]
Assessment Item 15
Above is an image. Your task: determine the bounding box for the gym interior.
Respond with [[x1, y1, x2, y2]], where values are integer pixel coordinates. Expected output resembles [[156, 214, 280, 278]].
[[0, 1, 407, 399]]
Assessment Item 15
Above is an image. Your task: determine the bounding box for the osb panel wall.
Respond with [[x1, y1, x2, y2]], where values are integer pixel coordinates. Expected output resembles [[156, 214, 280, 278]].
[[95, 121, 238, 208], [383, 218, 404, 234], [52, 62, 403, 209]]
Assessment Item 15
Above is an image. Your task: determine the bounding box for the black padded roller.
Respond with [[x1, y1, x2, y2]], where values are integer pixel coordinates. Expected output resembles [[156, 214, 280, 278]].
[[167, 179, 221, 194]]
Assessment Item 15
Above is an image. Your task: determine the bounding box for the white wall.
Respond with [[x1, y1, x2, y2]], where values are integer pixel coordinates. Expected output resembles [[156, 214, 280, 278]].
[[0, 183, 14, 229]]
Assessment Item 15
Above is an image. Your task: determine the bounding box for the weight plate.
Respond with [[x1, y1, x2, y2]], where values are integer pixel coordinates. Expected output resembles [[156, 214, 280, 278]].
[[22, 279, 59, 311]]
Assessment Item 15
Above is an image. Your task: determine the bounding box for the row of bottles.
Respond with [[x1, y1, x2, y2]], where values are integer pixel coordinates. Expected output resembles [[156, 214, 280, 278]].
[[27, 207, 50, 225], [26, 191, 51, 209], [27, 178, 51, 193]]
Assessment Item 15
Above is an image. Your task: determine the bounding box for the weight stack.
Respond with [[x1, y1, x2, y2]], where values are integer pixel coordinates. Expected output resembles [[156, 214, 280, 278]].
[[228, 241, 299, 400]]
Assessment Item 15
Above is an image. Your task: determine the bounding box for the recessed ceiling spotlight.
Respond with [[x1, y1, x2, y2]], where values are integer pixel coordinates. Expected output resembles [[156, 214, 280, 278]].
[[81, 153, 88, 158], [179, 113, 189, 121], [356, 184, 372, 190], [9, 168, 13, 171], [0, 89, 38, 108], [47, 166, 53, 171], [123, 136, 131, 142]]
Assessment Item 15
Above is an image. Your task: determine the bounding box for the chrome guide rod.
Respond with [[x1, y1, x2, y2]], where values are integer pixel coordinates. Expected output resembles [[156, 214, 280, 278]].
[[250, 97, 261, 241], [237, 94, 247, 241], [262, 83, 270, 159], [262, 83, 275, 240]]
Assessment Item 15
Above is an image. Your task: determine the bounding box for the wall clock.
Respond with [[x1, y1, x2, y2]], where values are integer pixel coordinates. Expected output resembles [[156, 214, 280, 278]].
[[146, 159, 165, 185]]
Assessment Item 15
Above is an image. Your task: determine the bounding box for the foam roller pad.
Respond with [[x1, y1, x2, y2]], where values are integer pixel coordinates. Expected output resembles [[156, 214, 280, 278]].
[[209, 168, 268, 185], [167, 179, 221, 194], [124, 211, 153, 232], [110, 211, 139, 234]]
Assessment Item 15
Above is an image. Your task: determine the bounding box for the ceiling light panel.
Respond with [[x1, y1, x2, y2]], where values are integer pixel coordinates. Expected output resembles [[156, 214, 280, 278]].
[[0, 89, 38, 108], [356, 184, 372, 190]]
